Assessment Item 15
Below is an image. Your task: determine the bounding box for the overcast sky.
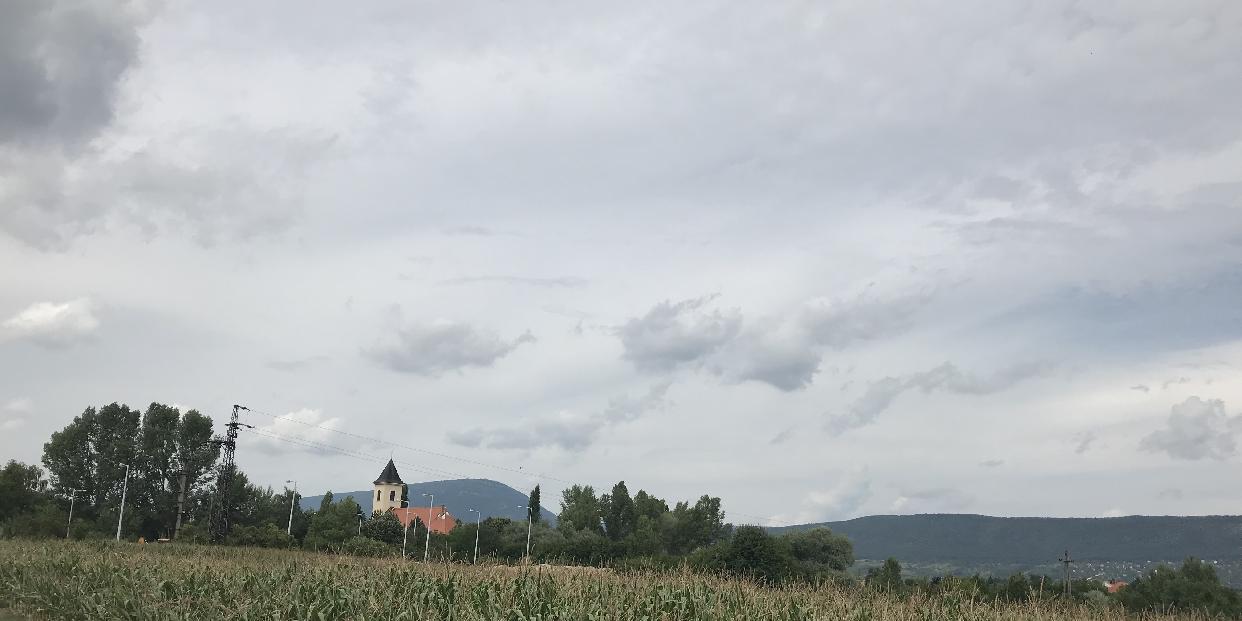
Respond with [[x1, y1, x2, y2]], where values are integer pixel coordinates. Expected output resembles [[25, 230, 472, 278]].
[[3, 0, 1241, 524]]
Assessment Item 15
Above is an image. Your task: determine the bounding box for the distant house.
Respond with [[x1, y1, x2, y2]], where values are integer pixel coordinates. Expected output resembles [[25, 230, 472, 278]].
[[393, 506, 456, 534], [1105, 580, 1128, 594]]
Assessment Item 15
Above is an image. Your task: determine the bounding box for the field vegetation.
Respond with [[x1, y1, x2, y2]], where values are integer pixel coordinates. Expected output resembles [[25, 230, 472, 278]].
[[0, 539, 1222, 621]]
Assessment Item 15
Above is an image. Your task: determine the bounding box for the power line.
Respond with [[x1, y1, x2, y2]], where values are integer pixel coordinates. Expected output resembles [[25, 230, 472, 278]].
[[241, 404, 796, 527]]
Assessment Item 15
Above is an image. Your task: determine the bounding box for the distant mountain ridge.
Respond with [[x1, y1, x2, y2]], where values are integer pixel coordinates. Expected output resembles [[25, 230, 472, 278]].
[[771, 514, 1242, 562], [300, 478, 557, 525]]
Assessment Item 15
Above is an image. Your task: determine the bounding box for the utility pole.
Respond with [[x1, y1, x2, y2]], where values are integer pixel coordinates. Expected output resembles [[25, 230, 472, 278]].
[[518, 504, 532, 562], [422, 493, 434, 562], [174, 472, 188, 538], [1059, 550, 1074, 597], [116, 464, 131, 541], [286, 480, 297, 536], [66, 489, 80, 538], [468, 508, 481, 564], [209, 405, 251, 543]]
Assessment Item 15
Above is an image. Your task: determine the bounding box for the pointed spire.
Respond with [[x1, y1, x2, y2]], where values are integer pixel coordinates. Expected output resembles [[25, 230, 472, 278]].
[[373, 459, 404, 485]]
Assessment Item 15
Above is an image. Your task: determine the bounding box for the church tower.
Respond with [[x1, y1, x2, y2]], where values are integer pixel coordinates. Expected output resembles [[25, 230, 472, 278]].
[[372, 459, 405, 514]]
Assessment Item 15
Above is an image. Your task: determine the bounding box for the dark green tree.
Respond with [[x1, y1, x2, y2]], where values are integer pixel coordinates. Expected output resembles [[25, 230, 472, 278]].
[[867, 558, 904, 591], [781, 528, 854, 573], [1116, 558, 1241, 618], [720, 525, 794, 584], [362, 509, 404, 546], [304, 494, 362, 552], [527, 485, 542, 523], [558, 485, 603, 534], [602, 480, 636, 541]]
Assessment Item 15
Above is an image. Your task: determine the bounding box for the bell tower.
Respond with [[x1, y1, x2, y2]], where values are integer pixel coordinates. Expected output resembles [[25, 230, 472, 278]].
[[372, 459, 405, 514]]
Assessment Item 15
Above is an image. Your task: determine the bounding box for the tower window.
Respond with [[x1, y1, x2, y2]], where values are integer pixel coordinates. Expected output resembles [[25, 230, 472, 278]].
[[376, 490, 381, 501], [389, 490, 396, 502]]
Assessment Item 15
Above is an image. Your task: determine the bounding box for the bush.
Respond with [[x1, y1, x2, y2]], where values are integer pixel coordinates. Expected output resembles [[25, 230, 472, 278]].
[[227, 524, 293, 549], [340, 536, 394, 557], [1116, 558, 1242, 618]]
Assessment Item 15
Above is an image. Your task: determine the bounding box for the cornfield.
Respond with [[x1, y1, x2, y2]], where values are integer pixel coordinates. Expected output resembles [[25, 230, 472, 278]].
[[0, 540, 1212, 620]]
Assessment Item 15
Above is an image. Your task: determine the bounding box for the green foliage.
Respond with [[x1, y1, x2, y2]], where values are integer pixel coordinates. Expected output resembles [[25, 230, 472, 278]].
[[602, 480, 637, 541], [340, 535, 394, 557], [3, 540, 1187, 621], [361, 509, 404, 546], [782, 527, 854, 573], [304, 495, 362, 552], [558, 485, 603, 535], [39, 402, 220, 541], [1116, 557, 1242, 617], [527, 485, 542, 523], [226, 523, 293, 548], [867, 558, 904, 592]]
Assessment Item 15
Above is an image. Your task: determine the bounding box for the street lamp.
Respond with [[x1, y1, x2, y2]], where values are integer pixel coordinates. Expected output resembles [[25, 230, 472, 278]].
[[285, 480, 297, 536], [467, 508, 481, 564], [421, 493, 434, 562], [517, 504, 532, 562], [116, 464, 131, 541], [66, 488, 80, 539]]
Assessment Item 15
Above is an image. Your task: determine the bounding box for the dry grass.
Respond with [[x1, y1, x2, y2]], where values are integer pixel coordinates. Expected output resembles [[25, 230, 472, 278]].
[[0, 539, 1212, 620]]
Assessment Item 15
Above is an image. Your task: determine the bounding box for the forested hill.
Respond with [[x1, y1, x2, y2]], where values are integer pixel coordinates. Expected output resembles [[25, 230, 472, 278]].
[[300, 479, 557, 525], [771, 514, 1242, 562]]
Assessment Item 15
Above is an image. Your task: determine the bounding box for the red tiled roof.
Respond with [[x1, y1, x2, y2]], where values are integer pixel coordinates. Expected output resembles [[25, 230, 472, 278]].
[[392, 506, 457, 534]]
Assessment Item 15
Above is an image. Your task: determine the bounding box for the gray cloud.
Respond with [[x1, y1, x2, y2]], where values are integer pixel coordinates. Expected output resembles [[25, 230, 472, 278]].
[[0, 0, 139, 145], [447, 382, 670, 451], [0, 0, 144, 249], [438, 275, 588, 288], [1131, 384, 1150, 393], [979, 459, 1004, 468], [618, 296, 741, 372], [1, 298, 99, 347], [1140, 396, 1240, 461], [799, 289, 932, 350], [1074, 431, 1098, 455], [827, 361, 1051, 434], [367, 321, 535, 376]]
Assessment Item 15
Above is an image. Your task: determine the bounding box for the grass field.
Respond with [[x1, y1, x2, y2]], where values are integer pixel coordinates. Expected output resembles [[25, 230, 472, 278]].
[[0, 539, 1214, 620]]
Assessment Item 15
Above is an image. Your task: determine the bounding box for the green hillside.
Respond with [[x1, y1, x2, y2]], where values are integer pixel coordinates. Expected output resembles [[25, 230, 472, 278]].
[[772, 514, 1242, 562]]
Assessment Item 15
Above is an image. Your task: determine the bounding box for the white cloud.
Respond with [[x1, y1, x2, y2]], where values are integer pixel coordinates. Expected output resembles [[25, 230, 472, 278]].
[[768, 468, 872, 524], [1139, 396, 1240, 461], [1, 298, 99, 347], [250, 408, 352, 456]]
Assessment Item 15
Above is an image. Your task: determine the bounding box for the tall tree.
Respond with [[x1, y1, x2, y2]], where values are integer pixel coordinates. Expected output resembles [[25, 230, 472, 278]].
[[633, 490, 669, 521], [527, 485, 542, 523], [602, 480, 636, 541], [558, 485, 603, 534]]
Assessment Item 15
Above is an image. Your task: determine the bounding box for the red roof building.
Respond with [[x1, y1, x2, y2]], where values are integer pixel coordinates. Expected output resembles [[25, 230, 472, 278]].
[[392, 506, 457, 535], [1105, 580, 1128, 594]]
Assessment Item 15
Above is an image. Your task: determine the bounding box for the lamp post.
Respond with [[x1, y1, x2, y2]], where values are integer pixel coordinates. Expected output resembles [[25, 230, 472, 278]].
[[285, 480, 297, 536], [115, 464, 131, 541], [517, 504, 532, 562], [402, 519, 410, 559], [66, 488, 80, 538], [467, 508, 481, 564], [422, 493, 434, 562]]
